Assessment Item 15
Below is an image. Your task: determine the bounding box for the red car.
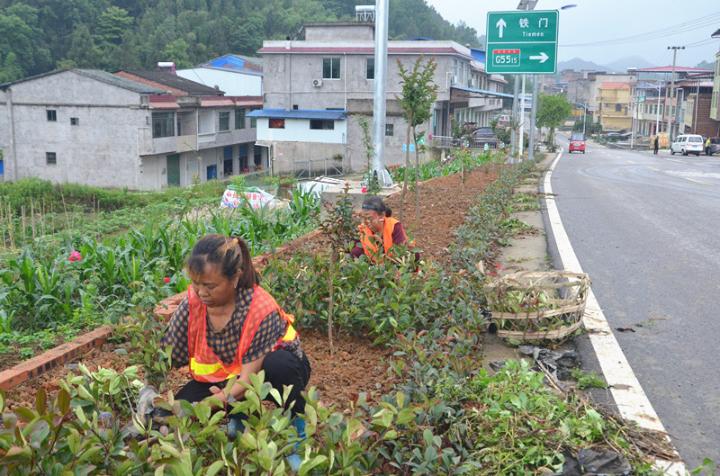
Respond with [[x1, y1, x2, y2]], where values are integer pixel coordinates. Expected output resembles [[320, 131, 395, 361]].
[[569, 133, 586, 154]]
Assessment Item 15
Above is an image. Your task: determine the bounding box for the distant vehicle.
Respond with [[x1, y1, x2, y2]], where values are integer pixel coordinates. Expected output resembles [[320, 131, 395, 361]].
[[568, 132, 586, 154], [670, 134, 704, 156], [472, 127, 500, 149], [706, 137, 720, 156]]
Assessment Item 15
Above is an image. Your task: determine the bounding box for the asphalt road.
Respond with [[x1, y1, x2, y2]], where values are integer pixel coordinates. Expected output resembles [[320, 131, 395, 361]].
[[551, 136, 720, 468]]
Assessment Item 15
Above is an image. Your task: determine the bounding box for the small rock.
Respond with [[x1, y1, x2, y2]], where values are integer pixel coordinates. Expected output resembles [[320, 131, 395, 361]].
[[64, 363, 79, 371], [114, 348, 128, 355]]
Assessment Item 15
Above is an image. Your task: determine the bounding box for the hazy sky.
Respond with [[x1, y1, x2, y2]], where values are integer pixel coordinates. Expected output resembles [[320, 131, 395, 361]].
[[425, 0, 720, 67]]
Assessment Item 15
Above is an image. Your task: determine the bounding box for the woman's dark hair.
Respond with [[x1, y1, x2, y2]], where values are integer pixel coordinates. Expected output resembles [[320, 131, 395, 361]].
[[361, 196, 392, 218], [187, 234, 259, 288]]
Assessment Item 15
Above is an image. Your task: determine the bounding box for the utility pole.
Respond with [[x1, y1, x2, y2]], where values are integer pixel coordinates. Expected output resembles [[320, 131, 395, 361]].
[[372, 0, 392, 187], [666, 46, 684, 139]]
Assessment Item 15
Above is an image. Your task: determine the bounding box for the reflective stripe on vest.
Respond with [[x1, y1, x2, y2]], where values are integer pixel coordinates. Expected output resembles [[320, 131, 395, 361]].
[[359, 217, 399, 262], [187, 285, 298, 383]]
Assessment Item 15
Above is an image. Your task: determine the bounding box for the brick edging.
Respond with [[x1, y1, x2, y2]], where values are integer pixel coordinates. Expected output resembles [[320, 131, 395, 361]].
[[0, 326, 113, 391]]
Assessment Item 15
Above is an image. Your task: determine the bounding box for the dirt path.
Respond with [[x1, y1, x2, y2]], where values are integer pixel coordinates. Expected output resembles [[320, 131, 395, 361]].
[[386, 166, 499, 265]]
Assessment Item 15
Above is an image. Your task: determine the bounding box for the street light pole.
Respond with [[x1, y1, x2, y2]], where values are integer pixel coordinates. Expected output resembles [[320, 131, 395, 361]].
[[666, 46, 684, 139], [655, 82, 661, 135], [582, 103, 587, 136], [372, 0, 392, 186]]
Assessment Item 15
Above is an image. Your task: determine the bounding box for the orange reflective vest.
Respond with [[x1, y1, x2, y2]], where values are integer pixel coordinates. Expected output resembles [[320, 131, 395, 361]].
[[359, 217, 399, 261], [187, 285, 298, 383]]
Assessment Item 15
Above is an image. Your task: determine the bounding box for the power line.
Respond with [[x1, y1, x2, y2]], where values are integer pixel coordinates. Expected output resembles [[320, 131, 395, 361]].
[[560, 11, 720, 47]]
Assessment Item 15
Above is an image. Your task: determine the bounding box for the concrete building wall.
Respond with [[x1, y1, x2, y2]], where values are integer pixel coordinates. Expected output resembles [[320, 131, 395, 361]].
[[271, 141, 344, 175], [255, 117, 347, 143], [304, 24, 374, 42], [263, 49, 457, 111], [711, 52, 720, 121], [177, 68, 262, 96], [0, 90, 8, 179]]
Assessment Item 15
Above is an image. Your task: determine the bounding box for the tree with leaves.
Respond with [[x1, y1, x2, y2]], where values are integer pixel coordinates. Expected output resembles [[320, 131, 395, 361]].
[[536, 94, 572, 151], [397, 57, 438, 220]]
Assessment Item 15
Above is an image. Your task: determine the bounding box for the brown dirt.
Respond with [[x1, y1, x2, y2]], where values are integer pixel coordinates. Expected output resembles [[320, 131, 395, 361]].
[[386, 166, 500, 265], [4, 330, 394, 414]]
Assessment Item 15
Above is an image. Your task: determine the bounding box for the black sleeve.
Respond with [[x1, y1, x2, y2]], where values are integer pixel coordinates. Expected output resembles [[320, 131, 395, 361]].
[[161, 298, 190, 368]]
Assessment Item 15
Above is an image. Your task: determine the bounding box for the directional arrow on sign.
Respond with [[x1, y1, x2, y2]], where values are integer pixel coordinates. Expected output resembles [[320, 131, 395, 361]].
[[529, 52, 549, 63], [496, 18, 507, 38]]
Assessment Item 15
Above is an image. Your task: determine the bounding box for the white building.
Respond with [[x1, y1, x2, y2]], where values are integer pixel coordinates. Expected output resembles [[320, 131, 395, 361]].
[[177, 54, 263, 97]]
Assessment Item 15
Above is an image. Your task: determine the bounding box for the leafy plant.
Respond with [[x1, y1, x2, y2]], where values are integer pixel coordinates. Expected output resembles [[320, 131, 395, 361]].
[[571, 368, 608, 390]]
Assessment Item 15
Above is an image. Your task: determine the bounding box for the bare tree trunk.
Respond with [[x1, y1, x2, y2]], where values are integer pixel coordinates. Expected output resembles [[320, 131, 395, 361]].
[[413, 128, 420, 225], [327, 251, 336, 355], [401, 118, 413, 220]]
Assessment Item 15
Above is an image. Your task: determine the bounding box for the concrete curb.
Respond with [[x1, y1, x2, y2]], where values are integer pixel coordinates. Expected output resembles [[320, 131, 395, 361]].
[[543, 149, 687, 475], [0, 326, 112, 391]]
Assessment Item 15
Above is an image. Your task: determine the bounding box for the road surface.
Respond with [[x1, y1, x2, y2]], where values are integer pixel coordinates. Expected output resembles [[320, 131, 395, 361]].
[[551, 136, 720, 468]]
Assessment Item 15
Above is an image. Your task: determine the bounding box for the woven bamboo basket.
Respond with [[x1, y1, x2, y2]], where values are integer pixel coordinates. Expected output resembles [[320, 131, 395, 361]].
[[484, 271, 590, 344]]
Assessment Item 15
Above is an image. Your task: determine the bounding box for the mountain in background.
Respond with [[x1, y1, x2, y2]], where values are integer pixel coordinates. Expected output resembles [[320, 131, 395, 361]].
[[603, 55, 654, 72], [0, 0, 482, 83], [696, 60, 715, 70], [557, 57, 607, 72]]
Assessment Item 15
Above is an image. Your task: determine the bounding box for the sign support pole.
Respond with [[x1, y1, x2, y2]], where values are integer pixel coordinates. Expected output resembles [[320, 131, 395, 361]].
[[529, 75, 538, 162]]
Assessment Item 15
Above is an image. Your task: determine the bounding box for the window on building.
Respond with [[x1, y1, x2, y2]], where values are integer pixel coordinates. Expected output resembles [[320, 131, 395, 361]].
[[269, 118, 285, 129], [152, 112, 175, 138], [47, 110, 57, 122], [385, 123, 394, 136], [250, 116, 257, 128], [70, 117, 79, 126], [310, 119, 334, 130], [46, 152, 57, 165], [235, 109, 246, 129], [366, 58, 375, 80], [218, 111, 230, 131], [293, 104, 299, 110], [322, 57, 341, 79], [615, 104, 622, 112]]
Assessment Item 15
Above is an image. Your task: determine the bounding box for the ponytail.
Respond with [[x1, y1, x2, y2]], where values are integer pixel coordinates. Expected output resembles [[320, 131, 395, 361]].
[[187, 234, 259, 289], [233, 236, 260, 288]]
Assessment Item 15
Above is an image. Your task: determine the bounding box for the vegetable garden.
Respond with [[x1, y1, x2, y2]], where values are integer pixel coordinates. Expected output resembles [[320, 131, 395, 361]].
[[0, 154, 673, 474]]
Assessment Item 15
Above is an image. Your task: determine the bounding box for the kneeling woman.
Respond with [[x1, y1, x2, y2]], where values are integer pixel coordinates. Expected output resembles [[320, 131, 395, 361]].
[[162, 234, 311, 432], [351, 196, 413, 262]]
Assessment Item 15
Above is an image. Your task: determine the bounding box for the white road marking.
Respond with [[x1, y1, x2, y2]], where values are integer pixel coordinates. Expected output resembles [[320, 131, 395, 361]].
[[544, 151, 687, 475]]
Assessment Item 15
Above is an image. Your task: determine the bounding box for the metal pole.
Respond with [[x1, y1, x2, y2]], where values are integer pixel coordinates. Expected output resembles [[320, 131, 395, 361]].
[[630, 97, 635, 149], [519, 75, 526, 157], [582, 104, 587, 136], [511, 77, 520, 158], [666, 46, 684, 139], [529, 75, 538, 161], [655, 83, 660, 135], [372, 0, 392, 186], [693, 80, 700, 134]]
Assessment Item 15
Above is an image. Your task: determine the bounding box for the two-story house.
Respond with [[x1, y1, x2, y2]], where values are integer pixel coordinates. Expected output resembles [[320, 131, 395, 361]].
[[249, 20, 508, 175], [0, 68, 264, 190]]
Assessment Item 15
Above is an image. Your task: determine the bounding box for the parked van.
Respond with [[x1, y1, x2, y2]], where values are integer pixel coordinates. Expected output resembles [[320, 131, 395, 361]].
[[670, 134, 704, 156]]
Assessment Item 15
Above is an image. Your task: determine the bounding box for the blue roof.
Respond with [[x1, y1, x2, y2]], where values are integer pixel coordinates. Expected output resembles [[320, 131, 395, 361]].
[[247, 109, 347, 120], [470, 48, 486, 63], [204, 54, 262, 74]]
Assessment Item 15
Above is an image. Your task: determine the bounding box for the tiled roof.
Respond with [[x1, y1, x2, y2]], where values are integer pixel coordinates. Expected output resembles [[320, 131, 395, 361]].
[[247, 109, 347, 120], [118, 70, 224, 96], [0, 69, 164, 94]]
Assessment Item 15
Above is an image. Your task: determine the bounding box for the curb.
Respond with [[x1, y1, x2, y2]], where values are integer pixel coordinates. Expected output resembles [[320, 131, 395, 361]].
[[543, 149, 687, 475], [0, 326, 112, 391]]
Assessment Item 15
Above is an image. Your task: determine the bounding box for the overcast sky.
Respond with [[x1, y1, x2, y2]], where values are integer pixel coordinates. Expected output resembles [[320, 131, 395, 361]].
[[425, 0, 720, 67]]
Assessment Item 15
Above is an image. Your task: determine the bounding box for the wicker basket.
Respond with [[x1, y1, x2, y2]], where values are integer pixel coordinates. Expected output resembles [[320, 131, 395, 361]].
[[484, 271, 590, 344]]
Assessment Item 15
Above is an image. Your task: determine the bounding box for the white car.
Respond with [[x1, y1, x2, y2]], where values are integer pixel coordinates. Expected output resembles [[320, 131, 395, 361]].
[[670, 134, 704, 156]]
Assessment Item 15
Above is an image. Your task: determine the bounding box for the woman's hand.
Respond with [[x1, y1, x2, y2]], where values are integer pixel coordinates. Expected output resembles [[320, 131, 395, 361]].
[[207, 385, 228, 407]]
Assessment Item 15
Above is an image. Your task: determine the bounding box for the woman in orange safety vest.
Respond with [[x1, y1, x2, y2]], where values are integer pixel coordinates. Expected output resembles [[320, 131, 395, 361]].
[[162, 234, 310, 449], [351, 196, 414, 262]]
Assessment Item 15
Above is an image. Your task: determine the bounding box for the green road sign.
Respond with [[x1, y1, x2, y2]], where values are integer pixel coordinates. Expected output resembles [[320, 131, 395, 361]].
[[486, 10, 559, 74]]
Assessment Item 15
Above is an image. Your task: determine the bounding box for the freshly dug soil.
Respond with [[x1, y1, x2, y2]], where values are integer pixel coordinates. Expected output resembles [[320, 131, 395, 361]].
[[4, 330, 394, 413], [386, 166, 500, 265]]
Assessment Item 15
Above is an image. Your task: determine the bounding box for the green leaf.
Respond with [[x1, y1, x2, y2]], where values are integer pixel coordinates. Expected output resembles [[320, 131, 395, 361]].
[[299, 455, 328, 476], [26, 419, 50, 448], [205, 460, 225, 476]]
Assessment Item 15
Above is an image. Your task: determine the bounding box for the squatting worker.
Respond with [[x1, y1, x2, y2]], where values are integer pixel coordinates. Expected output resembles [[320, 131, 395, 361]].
[[351, 196, 412, 261], [161, 234, 311, 441]]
